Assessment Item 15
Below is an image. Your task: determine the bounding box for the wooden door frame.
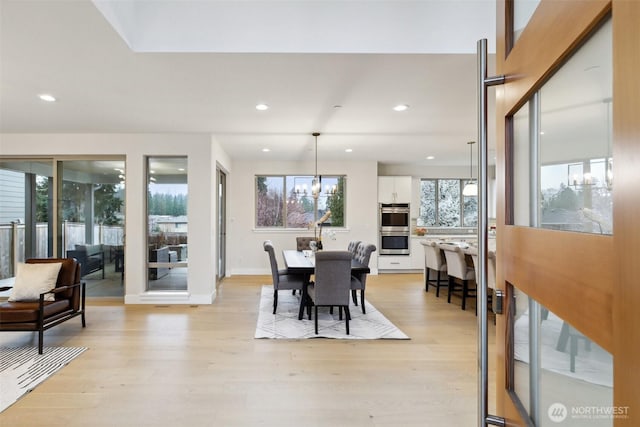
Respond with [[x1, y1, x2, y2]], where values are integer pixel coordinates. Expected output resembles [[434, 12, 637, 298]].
[[494, 0, 639, 425]]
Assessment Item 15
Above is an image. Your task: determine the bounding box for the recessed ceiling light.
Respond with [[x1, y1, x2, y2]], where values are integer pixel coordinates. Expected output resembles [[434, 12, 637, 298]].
[[345, 148, 353, 153], [255, 103, 269, 111], [393, 104, 409, 112], [178, 168, 185, 171], [150, 170, 156, 174], [262, 148, 271, 152], [540, 131, 545, 135], [426, 155, 435, 160], [38, 94, 56, 102]]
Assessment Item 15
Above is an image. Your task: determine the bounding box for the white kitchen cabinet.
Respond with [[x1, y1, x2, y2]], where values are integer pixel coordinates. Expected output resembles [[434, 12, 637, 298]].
[[378, 255, 412, 270], [378, 176, 412, 204]]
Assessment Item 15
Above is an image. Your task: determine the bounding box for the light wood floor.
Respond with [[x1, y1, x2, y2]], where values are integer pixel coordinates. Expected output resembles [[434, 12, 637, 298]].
[[0, 273, 495, 427]]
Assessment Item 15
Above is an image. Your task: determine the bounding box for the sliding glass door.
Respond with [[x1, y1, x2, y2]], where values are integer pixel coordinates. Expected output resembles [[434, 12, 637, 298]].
[[59, 160, 126, 297], [0, 158, 125, 298]]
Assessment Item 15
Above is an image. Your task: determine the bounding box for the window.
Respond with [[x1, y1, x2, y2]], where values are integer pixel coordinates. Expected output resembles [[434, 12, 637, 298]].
[[418, 179, 478, 228], [256, 175, 345, 228]]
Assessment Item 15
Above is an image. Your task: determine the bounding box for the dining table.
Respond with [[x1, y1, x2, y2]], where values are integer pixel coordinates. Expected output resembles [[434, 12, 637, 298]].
[[282, 249, 371, 320]]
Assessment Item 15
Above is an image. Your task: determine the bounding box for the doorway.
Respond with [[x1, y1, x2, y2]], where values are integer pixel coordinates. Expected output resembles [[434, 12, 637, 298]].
[[216, 167, 226, 282]]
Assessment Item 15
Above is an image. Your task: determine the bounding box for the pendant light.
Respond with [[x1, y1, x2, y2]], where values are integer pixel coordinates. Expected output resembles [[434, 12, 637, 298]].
[[462, 141, 478, 197], [311, 132, 321, 199]]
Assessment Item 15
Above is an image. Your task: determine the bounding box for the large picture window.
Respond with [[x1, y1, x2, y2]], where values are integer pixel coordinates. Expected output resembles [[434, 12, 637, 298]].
[[256, 175, 345, 228], [418, 179, 478, 228]]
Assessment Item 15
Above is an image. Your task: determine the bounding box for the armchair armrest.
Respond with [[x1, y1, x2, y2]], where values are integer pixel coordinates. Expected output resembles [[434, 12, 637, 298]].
[[45, 283, 81, 295], [38, 281, 86, 319]]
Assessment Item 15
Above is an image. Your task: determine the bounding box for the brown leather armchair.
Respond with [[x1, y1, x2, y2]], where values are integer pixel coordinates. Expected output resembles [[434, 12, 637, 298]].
[[0, 258, 86, 354]]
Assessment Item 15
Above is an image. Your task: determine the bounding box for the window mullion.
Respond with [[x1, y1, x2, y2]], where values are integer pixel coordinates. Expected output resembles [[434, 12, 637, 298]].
[[282, 176, 288, 228], [435, 179, 440, 226]]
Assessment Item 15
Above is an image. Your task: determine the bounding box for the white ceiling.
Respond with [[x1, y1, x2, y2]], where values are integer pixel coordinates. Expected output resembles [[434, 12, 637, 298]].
[[0, 0, 498, 166]]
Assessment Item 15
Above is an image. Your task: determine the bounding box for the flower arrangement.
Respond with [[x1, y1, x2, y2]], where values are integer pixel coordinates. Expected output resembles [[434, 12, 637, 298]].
[[415, 227, 427, 236], [309, 210, 332, 249]]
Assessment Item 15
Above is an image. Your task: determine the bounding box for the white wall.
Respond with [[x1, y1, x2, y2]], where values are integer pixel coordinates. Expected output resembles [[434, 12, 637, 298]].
[[0, 133, 230, 304], [227, 159, 379, 276]]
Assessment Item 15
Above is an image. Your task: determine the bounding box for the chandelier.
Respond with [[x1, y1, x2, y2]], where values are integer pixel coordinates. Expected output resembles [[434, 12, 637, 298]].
[[292, 132, 337, 201]]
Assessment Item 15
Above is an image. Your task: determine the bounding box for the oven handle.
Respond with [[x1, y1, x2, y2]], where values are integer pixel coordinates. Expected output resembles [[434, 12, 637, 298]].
[[381, 208, 410, 213], [380, 228, 410, 235]]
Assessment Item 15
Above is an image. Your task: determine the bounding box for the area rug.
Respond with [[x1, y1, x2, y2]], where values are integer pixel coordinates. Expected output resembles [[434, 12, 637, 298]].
[[0, 346, 87, 412], [255, 285, 409, 339]]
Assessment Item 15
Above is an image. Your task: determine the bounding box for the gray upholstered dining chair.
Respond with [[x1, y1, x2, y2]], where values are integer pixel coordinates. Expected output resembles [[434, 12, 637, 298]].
[[308, 251, 352, 335], [420, 240, 448, 297], [350, 242, 377, 313], [347, 240, 361, 257], [263, 240, 305, 314], [296, 237, 314, 251], [440, 244, 476, 311]]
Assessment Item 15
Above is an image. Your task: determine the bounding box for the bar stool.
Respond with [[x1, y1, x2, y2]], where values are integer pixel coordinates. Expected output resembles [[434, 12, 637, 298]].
[[420, 240, 448, 297], [467, 246, 496, 319], [440, 244, 476, 310]]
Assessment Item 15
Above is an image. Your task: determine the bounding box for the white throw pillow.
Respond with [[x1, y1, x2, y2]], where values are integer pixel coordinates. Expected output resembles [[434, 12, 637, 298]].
[[8, 262, 63, 302]]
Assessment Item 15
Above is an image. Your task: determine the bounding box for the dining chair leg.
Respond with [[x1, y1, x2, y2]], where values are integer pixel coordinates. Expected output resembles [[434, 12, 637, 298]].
[[339, 306, 343, 320], [314, 306, 319, 334], [273, 290, 278, 314], [360, 290, 366, 314], [345, 306, 350, 335], [436, 271, 442, 297], [352, 289, 358, 305], [425, 268, 430, 292]]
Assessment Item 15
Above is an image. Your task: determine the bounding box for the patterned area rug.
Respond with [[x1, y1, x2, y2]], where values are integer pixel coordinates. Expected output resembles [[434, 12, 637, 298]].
[[255, 285, 409, 339], [0, 346, 87, 412]]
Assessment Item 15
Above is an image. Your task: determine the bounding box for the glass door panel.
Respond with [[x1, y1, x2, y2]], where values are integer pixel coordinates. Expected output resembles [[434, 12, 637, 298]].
[[510, 20, 612, 235], [59, 159, 125, 297], [0, 160, 53, 279], [146, 156, 188, 291], [511, 285, 613, 426], [512, 0, 541, 44]]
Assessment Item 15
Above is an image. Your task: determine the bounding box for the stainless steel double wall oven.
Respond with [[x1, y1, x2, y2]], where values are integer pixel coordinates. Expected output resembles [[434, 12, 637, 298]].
[[379, 203, 410, 255]]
